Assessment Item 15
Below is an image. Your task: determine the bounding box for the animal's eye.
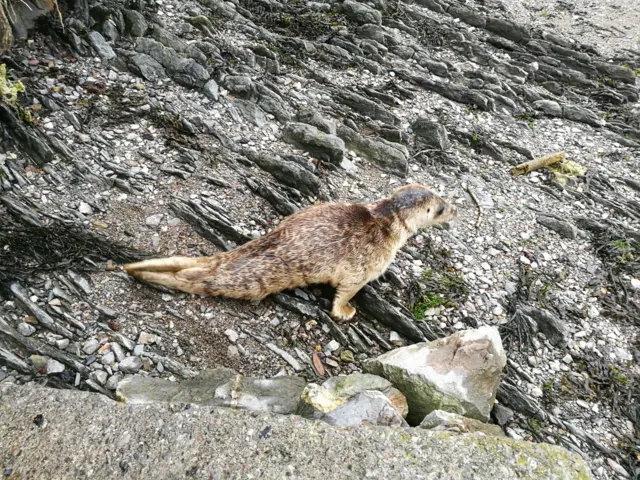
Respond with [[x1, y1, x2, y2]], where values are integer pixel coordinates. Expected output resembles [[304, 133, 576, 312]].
[[427, 209, 431, 213]]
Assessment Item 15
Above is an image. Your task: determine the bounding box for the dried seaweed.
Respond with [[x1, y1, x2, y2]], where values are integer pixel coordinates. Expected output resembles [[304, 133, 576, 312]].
[[0, 222, 148, 294]]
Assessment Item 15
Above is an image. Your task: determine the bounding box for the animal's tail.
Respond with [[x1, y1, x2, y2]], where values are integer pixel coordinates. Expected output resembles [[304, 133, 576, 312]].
[[124, 256, 218, 295]]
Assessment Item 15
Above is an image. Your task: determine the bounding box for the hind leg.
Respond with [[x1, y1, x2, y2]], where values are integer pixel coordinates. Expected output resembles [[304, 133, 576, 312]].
[[124, 256, 211, 274], [330, 281, 365, 323], [129, 269, 209, 295]]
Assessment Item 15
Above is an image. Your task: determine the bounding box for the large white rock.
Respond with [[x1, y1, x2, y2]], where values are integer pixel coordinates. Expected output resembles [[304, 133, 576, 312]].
[[364, 326, 506, 424]]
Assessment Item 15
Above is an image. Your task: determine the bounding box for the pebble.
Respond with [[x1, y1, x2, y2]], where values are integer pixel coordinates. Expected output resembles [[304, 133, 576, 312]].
[[102, 352, 115, 365], [111, 343, 126, 362], [17, 323, 36, 336], [138, 332, 158, 345], [228, 345, 239, 357], [92, 371, 108, 385], [562, 354, 573, 364], [56, 339, 70, 350], [327, 340, 340, 352], [576, 400, 590, 409], [224, 329, 239, 343]]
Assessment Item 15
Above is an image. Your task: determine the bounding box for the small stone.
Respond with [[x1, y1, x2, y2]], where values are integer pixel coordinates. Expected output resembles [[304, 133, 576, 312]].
[[530, 387, 543, 398], [327, 340, 340, 352], [228, 345, 239, 357], [493, 305, 504, 316], [203, 79, 219, 101], [119, 356, 143, 374], [145, 213, 164, 227], [562, 354, 573, 364], [17, 323, 36, 336], [492, 404, 514, 426], [630, 278, 640, 290], [56, 339, 70, 350], [102, 352, 115, 365], [30, 355, 49, 372], [78, 202, 93, 215], [389, 331, 403, 346], [340, 350, 355, 363], [83, 339, 100, 355], [46, 359, 65, 374], [224, 329, 239, 343]]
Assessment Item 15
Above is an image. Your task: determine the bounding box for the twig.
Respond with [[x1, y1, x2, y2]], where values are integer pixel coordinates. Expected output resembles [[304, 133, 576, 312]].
[[466, 186, 483, 228], [410, 148, 443, 160], [511, 151, 565, 176]]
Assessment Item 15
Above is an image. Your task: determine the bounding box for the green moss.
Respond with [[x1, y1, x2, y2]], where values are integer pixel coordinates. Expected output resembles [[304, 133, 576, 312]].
[[0, 64, 25, 105], [412, 293, 444, 320]]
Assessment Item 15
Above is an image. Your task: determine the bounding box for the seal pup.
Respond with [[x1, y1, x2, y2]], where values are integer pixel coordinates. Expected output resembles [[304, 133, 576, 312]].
[[124, 184, 458, 322]]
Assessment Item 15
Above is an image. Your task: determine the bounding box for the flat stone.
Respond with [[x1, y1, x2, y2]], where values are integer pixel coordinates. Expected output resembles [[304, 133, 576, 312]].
[[336, 124, 407, 177], [145, 213, 164, 227], [537, 215, 578, 239], [533, 100, 562, 117], [364, 326, 506, 424], [520, 307, 568, 348], [119, 356, 143, 374], [117, 368, 306, 415], [82, 339, 100, 355], [46, 359, 65, 374], [282, 122, 346, 164], [0, 383, 594, 479], [87, 31, 116, 60], [323, 391, 408, 427], [129, 53, 166, 82], [419, 410, 505, 437], [297, 373, 409, 423]]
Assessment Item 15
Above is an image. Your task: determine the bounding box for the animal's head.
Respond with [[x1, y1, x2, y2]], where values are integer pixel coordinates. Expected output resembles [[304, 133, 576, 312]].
[[384, 184, 458, 231]]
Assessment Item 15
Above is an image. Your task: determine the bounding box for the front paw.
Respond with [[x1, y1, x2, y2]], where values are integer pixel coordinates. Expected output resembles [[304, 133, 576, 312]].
[[331, 305, 357, 323]]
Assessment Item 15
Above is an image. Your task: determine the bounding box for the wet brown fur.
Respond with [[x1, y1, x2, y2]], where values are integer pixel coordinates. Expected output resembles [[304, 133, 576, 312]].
[[124, 184, 458, 322]]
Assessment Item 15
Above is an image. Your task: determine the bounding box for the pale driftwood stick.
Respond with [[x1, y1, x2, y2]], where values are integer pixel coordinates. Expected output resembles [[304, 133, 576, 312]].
[[511, 151, 565, 176], [466, 187, 483, 228]]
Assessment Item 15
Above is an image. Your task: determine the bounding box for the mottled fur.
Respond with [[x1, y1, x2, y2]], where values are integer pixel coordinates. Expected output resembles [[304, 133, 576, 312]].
[[124, 184, 458, 322]]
